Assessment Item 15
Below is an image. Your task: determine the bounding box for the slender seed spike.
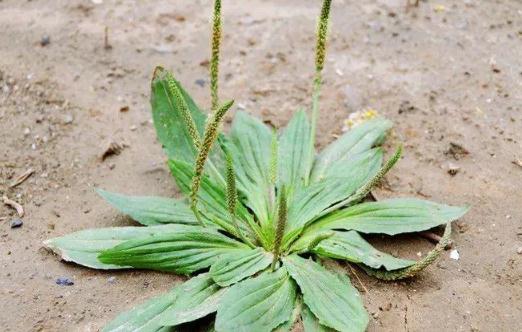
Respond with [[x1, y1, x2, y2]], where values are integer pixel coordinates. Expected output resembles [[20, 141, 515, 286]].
[[307, 231, 335, 252], [348, 144, 402, 203], [210, 0, 222, 111], [224, 147, 237, 218], [271, 187, 287, 270], [315, 0, 332, 74], [165, 72, 201, 149], [190, 100, 234, 227], [362, 222, 452, 280], [221, 141, 255, 247], [308, 0, 333, 184]]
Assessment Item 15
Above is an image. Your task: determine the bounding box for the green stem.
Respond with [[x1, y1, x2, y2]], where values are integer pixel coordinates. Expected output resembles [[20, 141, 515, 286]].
[[307, 0, 332, 185]]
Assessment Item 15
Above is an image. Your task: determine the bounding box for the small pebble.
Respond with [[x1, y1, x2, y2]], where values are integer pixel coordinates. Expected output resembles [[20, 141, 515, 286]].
[[56, 277, 74, 286], [450, 249, 460, 260], [10, 219, 23, 228], [447, 163, 460, 176], [63, 114, 74, 124], [108, 276, 116, 283], [517, 247, 522, 255], [40, 35, 51, 47], [195, 79, 205, 87]]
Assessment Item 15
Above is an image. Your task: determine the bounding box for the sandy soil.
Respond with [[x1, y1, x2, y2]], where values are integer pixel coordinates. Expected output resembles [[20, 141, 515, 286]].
[[1, 0, 521, 331]]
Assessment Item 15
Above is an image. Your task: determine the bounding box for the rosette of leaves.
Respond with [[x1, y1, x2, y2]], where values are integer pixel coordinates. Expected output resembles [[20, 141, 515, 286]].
[[44, 1, 468, 331]]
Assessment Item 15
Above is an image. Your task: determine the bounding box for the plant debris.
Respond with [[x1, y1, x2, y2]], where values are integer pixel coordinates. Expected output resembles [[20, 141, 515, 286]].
[[100, 141, 127, 161], [420, 231, 453, 249], [342, 109, 379, 132], [445, 142, 469, 160], [2, 195, 24, 217], [9, 168, 34, 188]]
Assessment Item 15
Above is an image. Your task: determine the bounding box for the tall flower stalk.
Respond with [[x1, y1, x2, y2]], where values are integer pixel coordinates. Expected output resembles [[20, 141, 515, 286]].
[[308, 0, 332, 185], [210, 0, 222, 111]]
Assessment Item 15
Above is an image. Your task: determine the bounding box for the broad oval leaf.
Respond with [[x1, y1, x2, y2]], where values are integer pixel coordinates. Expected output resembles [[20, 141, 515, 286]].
[[301, 304, 334, 332], [215, 267, 297, 332], [282, 148, 384, 250], [210, 247, 273, 286], [312, 230, 415, 270], [44, 225, 181, 269], [287, 148, 383, 229], [97, 189, 197, 226], [278, 110, 311, 190], [151, 67, 206, 163], [283, 255, 368, 332], [98, 225, 249, 274], [158, 273, 226, 326], [227, 111, 273, 225], [103, 287, 177, 332], [320, 147, 382, 182], [311, 118, 392, 182], [307, 198, 468, 236]]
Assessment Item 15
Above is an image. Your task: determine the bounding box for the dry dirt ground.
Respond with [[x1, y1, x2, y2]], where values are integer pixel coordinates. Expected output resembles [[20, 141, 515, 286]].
[[1, 0, 521, 331]]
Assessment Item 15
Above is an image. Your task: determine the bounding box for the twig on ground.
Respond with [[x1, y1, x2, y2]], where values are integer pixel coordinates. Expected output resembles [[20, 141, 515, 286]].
[[104, 26, 112, 50], [348, 264, 369, 293], [9, 168, 34, 188], [420, 231, 453, 249], [2, 195, 24, 217]]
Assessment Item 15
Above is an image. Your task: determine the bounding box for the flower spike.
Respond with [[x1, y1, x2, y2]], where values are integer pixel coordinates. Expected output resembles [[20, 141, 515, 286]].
[[210, 0, 222, 111], [165, 72, 201, 149], [190, 100, 234, 226], [271, 186, 288, 270]]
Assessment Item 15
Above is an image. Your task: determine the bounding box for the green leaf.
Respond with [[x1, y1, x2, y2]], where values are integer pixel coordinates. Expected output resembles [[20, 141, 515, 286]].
[[287, 148, 383, 226], [98, 225, 248, 274], [311, 118, 392, 182], [97, 189, 197, 226], [168, 159, 255, 237], [215, 267, 297, 332], [44, 225, 181, 270], [282, 148, 384, 250], [320, 147, 383, 182], [227, 111, 273, 225], [301, 305, 334, 332], [158, 274, 226, 326], [151, 67, 206, 163], [307, 198, 468, 236], [361, 222, 453, 280], [273, 297, 302, 332], [312, 230, 415, 270], [103, 287, 178, 332], [210, 247, 273, 286], [283, 255, 368, 332], [278, 110, 311, 190]]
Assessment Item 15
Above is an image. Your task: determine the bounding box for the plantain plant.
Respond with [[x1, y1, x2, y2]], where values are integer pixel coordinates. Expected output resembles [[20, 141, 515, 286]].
[[44, 1, 468, 331]]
